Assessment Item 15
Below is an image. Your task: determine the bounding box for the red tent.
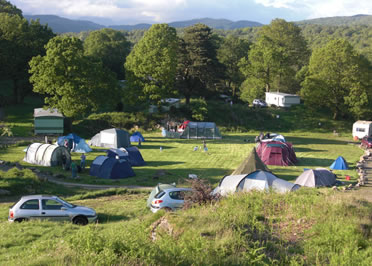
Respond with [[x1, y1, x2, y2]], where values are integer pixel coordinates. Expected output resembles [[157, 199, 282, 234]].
[[256, 141, 297, 166]]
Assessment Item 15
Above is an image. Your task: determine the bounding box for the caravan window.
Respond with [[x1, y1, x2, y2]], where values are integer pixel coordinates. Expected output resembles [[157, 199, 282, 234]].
[[357, 128, 366, 132]]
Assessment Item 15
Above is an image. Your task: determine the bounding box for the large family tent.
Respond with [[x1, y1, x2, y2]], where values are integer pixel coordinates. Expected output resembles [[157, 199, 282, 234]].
[[130, 132, 145, 143], [89, 128, 130, 149], [57, 133, 92, 153], [106, 147, 146, 166], [256, 141, 297, 166], [180, 122, 222, 139], [294, 169, 336, 187], [90, 155, 135, 179], [213, 170, 300, 196], [24, 143, 71, 166], [231, 147, 269, 175], [330, 156, 349, 170]]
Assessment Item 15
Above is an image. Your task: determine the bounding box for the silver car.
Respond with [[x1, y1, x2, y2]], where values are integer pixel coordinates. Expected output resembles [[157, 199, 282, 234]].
[[149, 186, 192, 213], [8, 195, 97, 225]]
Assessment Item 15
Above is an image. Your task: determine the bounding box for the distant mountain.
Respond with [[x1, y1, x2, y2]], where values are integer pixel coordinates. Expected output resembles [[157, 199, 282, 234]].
[[295, 14, 372, 26], [169, 18, 262, 29], [24, 15, 104, 33], [24, 15, 263, 33]]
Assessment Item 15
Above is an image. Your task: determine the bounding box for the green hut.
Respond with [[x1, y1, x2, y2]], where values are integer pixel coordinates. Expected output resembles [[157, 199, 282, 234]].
[[34, 108, 64, 135]]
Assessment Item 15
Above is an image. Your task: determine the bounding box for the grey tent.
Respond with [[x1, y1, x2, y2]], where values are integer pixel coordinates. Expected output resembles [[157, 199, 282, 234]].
[[180, 122, 221, 139], [89, 128, 130, 149], [213, 170, 300, 196], [24, 143, 71, 166], [294, 169, 336, 187], [232, 147, 269, 175]]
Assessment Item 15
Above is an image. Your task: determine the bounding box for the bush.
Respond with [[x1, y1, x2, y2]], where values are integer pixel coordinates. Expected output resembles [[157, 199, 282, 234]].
[[183, 178, 219, 209]]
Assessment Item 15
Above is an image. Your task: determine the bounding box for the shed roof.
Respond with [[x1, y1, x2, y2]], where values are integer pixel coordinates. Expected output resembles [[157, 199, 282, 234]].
[[265, 92, 299, 97], [34, 108, 63, 118]]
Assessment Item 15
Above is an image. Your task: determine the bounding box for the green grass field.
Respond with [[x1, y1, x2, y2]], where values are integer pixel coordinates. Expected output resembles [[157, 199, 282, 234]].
[[0, 102, 371, 265], [0, 131, 363, 187]]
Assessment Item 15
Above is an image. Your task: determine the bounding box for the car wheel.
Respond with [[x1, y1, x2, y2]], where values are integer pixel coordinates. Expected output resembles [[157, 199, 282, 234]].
[[162, 207, 172, 212], [73, 216, 88, 225], [15, 218, 28, 223]]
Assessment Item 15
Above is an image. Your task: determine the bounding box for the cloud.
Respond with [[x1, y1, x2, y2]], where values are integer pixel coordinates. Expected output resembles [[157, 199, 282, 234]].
[[11, 0, 189, 24], [255, 0, 372, 18]]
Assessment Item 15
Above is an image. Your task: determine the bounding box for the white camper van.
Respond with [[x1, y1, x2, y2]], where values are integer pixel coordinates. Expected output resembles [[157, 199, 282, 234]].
[[352, 121, 372, 139], [265, 92, 300, 107]]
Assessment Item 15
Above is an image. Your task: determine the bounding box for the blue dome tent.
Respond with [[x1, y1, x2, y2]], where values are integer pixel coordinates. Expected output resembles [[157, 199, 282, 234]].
[[130, 132, 145, 143], [107, 147, 146, 166], [57, 133, 92, 153], [90, 155, 135, 179], [330, 156, 349, 170]]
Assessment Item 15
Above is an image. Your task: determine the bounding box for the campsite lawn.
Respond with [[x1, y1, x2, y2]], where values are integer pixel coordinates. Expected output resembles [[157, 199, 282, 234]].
[[0, 131, 363, 187]]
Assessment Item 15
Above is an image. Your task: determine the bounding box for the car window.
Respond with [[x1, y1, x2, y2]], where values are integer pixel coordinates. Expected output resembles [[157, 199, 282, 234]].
[[20, 199, 39, 210], [42, 199, 64, 210], [154, 191, 165, 199], [169, 191, 186, 200]]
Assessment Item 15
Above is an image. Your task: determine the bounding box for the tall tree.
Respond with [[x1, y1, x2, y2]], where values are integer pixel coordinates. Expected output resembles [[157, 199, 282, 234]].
[[301, 39, 372, 119], [84, 28, 131, 79], [239, 19, 309, 103], [0, 0, 22, 17], [217, 36, 250, 98], [177, 24, 224, 104], [0, 13, 54, 103], [124, 24, 178, 104], [29, 36, 119, 118]]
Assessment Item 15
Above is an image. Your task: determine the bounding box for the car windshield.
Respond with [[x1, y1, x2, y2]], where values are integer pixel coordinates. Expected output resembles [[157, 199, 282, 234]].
[[56, 197, 75, 208]]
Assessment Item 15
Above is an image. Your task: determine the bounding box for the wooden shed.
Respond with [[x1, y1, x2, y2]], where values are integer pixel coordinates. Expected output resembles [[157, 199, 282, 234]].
[[34, 108, 64, 135]]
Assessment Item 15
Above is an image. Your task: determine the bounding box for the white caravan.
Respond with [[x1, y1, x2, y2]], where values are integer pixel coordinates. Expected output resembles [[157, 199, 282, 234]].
[[352, 121, 372, 139], [265, 92, 300, 107]]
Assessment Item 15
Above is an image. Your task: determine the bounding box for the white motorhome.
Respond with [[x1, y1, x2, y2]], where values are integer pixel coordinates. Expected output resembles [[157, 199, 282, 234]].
[[352, 120, 372, 139], [265, 92, 300, 107]]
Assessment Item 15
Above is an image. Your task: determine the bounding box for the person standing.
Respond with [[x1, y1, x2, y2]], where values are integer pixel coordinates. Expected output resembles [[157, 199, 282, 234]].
[[71, 161, 77, 178], [80, 153, 86, 171]]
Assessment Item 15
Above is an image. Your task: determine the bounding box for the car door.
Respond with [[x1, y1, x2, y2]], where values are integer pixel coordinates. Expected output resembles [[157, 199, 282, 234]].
[[168, 190, 187, 209], [18, 199, 41, 220], [41, 199, 70, 222]]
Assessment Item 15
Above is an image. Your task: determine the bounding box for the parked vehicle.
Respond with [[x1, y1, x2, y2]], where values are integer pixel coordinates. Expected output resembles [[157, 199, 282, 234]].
[[8, 195, 97, 225], [149, 185, 192, 213], [361, 136, 372, 149], [265, 92, 300, 107], [353, 120, 372, 139], [252, 99, 267, 108]]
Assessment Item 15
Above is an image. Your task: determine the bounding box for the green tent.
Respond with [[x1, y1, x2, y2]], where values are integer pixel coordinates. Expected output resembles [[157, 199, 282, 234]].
[[231, 147, 269, 175], [180, 122, 221, 139]]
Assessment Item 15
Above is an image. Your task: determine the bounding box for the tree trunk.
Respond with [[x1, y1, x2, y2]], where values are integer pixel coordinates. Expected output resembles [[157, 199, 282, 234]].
[[12, 79, 19, 104]]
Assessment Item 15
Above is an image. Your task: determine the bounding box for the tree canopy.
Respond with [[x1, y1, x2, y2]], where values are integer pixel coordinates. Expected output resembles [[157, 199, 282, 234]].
[[0, 13, 54, 103], [84, 28, 131, 79], [0, 0, 22, 17], [29, 36, 119, 118], [217, 36, 250, 98], [124, 24, 178, 104], [239, 19, 310, 103], [177, 23, 223, 104], [301, 39, 372, 119]]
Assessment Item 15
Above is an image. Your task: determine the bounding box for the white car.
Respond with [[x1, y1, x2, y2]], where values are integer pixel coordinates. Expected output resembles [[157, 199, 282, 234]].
[[147, 184, 192, 213], [8, 195, 97, 225], [252, 99, 267, 108]]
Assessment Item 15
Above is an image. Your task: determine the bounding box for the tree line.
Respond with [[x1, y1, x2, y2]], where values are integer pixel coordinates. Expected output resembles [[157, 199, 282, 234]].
[[1, 0, 371, 121]]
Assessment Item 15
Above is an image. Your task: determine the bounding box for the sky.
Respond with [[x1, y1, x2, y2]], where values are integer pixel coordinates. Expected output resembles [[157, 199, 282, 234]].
[[9, 0, 372, 26]]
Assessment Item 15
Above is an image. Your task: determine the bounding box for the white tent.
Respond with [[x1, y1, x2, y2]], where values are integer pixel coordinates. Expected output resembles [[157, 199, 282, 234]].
[[213, 170, 300, 196], [24, 143, 70, 166]]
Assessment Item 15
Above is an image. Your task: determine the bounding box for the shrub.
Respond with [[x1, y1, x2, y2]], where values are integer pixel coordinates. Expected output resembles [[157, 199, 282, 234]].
[[183, 178, 219, 209]]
